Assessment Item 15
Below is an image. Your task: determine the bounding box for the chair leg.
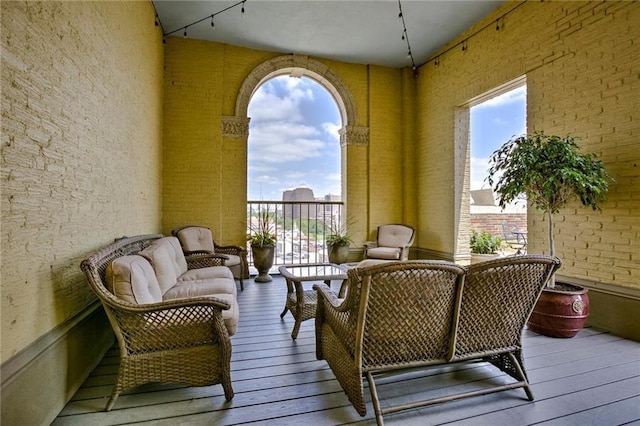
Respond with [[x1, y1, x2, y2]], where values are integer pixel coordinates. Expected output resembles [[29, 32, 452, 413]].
[[366, 372, 385, 425], [105, 390, 119, 411]]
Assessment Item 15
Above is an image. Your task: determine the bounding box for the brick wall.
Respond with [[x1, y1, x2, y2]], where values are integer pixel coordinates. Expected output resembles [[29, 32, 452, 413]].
[[1, 1, 163, 361], [471, 213, 527, 239], [417, 1, 639, 288]]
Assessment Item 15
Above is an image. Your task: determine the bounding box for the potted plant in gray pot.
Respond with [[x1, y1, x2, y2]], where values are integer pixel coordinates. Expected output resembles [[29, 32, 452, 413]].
[[487, 132, 612, 337], [470, 230, 503, 264], [326, 219, 352, 264], [249, 208, 277, 283]]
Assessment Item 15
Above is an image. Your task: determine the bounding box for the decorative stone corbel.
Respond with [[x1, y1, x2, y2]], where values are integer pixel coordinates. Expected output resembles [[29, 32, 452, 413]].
[[221, 116, 250, 138]]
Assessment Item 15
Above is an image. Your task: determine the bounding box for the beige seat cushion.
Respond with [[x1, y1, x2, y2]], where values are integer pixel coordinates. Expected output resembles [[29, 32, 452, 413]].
[[179, 265, 234, 282], [366, 247, 402, 260], [167, 276, 237, 299], [106, 255, 162, 304], [212, 293, 239, 336]]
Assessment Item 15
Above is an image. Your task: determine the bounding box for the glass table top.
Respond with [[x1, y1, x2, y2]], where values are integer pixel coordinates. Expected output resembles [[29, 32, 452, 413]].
[[278, 264, 348, 281]]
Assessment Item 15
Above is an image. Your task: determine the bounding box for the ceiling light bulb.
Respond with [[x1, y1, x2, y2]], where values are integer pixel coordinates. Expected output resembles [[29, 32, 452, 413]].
[[211, 16, 215, 29], [183, 28, 187, 38]]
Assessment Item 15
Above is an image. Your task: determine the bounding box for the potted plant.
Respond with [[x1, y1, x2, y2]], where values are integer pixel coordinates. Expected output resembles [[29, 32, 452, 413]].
[[249, 208, 277, 282], [469, 230, 503, 264], [326, 219, 352, 264], [487, 132, 612, 337]]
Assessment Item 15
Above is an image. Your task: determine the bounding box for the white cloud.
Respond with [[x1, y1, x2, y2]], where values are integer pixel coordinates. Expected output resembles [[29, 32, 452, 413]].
[[322, 121, 341, 142], [248, 121, 324, 164], [248, 76, 315, 123], [252, 175, 280, 185], [470, 155, 492, 190], [474, 85, 526, 109], [249, 89, 304, 122]]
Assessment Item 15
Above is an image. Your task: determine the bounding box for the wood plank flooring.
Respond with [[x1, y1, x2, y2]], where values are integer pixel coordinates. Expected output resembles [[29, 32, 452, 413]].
[[54, 275, 640, 425]]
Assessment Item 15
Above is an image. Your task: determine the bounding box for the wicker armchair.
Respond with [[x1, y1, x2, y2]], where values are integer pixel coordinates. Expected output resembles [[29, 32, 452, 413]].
[[363, 224, 415, 261], [172, 225, 249, 291], [314, 255, 561, 425], [80, 235, 235, 411]]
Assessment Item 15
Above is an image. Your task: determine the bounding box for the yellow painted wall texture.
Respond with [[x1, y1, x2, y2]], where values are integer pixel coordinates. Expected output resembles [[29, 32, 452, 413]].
[[416, 1, 639, 288], [0, 1, 164, 362], [162, 40, 411, 248]]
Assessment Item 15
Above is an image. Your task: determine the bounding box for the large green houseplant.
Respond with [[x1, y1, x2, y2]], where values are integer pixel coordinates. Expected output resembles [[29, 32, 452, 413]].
[[487, 132, 612, 337]]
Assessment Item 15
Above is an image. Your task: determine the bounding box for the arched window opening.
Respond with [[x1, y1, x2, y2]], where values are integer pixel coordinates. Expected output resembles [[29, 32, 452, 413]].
[[247, 75, 344, 266]]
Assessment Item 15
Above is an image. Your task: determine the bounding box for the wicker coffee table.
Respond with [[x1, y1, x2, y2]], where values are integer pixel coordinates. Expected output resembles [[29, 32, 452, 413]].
[[278, 264, 349, 340]]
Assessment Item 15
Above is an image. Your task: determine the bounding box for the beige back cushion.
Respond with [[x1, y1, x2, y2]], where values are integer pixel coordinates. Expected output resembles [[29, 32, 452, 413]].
[[139, 237, 188, 294], [106, 255, 162, 304], [176, 227, 215, 253], [377, 224, 414, 247]]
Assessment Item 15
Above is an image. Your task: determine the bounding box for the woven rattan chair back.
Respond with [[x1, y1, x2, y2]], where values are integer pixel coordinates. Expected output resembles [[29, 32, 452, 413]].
[[455, 255, 561, 358]]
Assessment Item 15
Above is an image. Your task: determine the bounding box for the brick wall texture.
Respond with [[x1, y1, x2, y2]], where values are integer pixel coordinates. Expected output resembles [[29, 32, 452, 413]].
[[2, 0, 638, 365], [1, 2, 163, 361], [418, 1, 639, 288]]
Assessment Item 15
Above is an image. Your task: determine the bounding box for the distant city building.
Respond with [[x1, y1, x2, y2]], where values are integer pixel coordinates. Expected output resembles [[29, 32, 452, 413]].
[[282, 187, 315, 219]]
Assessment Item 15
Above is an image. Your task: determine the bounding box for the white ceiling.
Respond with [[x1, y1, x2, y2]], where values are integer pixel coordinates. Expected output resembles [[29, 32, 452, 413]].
[[153, 0, 505, 68]]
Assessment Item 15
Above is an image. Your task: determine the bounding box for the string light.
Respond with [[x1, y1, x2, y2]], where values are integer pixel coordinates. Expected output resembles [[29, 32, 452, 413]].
[[163, 0, 246, 39], [397, 0, 417, 75]]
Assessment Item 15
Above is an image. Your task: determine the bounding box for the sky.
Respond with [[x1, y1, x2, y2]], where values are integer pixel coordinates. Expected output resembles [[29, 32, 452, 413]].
[[247, 76, 526, 199], [470, 85, 527, 190], [247, 76, 341, 201]]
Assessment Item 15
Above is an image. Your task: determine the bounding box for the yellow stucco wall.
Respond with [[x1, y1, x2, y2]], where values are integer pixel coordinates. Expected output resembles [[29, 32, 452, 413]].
[[416, 1, 639, 288], [0, 1, 164, 362], [162, 40, 413, 248]]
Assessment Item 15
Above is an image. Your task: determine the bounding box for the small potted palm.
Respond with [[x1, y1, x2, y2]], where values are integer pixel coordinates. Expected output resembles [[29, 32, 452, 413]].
[[249, 208, 277, 282], [487, 132, 612, 337], [469, 230, 503, 264]]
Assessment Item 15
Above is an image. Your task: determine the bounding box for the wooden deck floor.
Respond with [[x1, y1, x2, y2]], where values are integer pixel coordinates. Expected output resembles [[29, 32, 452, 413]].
[[54, 275, 640, 426]]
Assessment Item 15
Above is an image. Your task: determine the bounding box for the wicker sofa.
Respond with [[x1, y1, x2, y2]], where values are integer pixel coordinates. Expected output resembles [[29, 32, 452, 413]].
[[80, 234, 239, 411], [314, 255, 561, 425]]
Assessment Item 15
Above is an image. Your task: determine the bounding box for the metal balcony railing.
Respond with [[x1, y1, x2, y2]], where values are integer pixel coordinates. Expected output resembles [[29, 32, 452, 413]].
[[247, 200, 344, 267]]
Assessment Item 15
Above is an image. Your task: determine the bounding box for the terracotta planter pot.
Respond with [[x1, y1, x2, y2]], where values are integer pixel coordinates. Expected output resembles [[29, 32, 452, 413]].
[[527, 283, 589, 338], [327, 243, 349, 264], [252, 244, 275, 282]]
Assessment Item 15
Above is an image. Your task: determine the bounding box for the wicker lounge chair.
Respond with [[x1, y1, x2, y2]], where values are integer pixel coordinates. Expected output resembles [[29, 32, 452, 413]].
[[314, 255, 561, 425], [80, 234, 236, 411], [363, 224, 415, 261], [172, 225, 249, 291]]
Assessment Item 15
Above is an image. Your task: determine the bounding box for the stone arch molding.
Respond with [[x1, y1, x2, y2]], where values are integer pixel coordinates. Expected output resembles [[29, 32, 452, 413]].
[[222, 54, 369, 146]]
